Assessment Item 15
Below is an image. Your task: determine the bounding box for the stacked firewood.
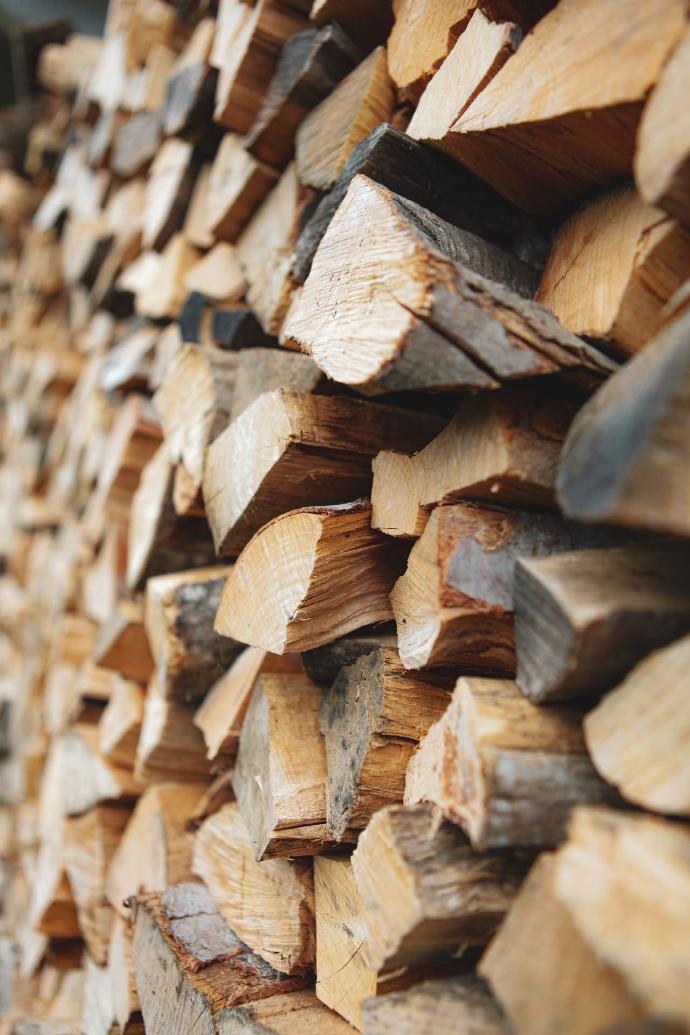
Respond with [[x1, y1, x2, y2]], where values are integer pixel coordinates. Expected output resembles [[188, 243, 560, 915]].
[[0, 0, 689, 1032]]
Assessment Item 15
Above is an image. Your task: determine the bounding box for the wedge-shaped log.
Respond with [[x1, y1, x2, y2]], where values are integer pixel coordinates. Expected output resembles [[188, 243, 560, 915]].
[[390, 503, 621, 671], [204, 134, 278, 243], [405, 677, 614, 849], [554, 807, 690, 1030], [295, 47, 394, 190], [106, 783, 201, 919], [142, 138, 196, 251], [109, 914, 142, 1034], [635, 23, 690, 227], [30, 837, 81, 939], [217, 990, 353, 1034], [285, 176, 612, 394], [291, 122, 548, 285], [352, 803, 524, 971], [112, 109, 162, 179], [232, 672, 354, 858], [98, 676, 144, 769], [49, 725, 139, 818], [386, 0, 474, 99], [144, 567, 240, 704], [126, 444, 217, 590], [153, 345, 237, 513], [556, 307, 690, 537], [480, 853, 652, 1035], [192, 803, 315, 976], [134, 679, 210, 784], [585, 634, 690, 815], [92, 600, 153, 685], [361, 976, 505, 1035], [193, 647, 302, 769], [245, 24, 362, 168], [63, 804, 131, 964], [302, 628, 397, 687], [215, 502, 406, 653], [449, 0, 687, 215], [537, 184, 690, 355], [183, 243, 246, 303], [132, 883, 305, 1035], [203, 389, 444, 556], [321, 647, 452, 839], [514, 544, 690, 702], [230, 348, 321, 422], [373, 387, 575, 539], [96, 393, 161, 527], [407, 10, 520, 150]]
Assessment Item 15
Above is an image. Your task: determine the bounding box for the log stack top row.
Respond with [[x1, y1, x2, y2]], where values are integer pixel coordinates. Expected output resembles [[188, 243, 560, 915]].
[[0, 0, 689, 1033]]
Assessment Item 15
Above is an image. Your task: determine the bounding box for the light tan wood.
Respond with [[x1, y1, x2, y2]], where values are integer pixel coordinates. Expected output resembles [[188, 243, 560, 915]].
[[405, 677, 614, 849], [183, 243, 246, 303], [284, 175, 612, 393], [407, 10, 519, 147], [236, 163, 310, 335], [134, 677, 210, 784], [585, 633, 690, 815], [360, 976, 505, 1035], [135, 235, 199, 320], [351, 803, 524, 971], [373, 388, 573, 540], [193, 647, 301, 769], [480, 852, 652, 1035], [554, 807, 690, 1029], [449, 0, 687, 215], [217, 989, 353, 1034], [141, 138, 195, 251], [387, 0, 475, 98], [144, 567, 239, 704], [108, 914, 142, 1033], [295, 48, 394, 190], [214, 502, 406, 654], [192, 803, 315, 975], [537, 184, 690, 355], [92, 600, 153, 685], [48, 725, 140, 818], [106, 783, 200, 918], [635, 22, 690, 227], [321, 647, 451, 839], [98, 676, 144, 769], [204, 134, 278, 243], [232, 672, 351, 858], [203, 388, 443, 556]]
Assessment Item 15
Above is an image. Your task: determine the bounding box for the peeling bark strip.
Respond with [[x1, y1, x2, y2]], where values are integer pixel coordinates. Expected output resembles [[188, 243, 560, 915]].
[[320, 647, 452, 838], [284, 176, 614, 394], [405, 677, 616, 850]]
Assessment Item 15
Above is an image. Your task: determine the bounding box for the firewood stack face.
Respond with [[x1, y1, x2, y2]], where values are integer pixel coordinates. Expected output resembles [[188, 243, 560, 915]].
[[1, 0, 690, 1032]]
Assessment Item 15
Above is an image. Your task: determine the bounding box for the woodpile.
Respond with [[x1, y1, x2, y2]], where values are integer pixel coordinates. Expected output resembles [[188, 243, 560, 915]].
[[0, 1, 689, 1033]]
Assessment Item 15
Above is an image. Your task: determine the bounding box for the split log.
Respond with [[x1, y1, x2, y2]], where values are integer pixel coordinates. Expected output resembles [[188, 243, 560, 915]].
[[92, 601, 153, 685], [309, 0, 393, 52], [132, 882, 305, 1035], [320, 647, 452, 839], [556, 306, 690, 537], [214, 0, 310, 133], [449, 0, 687, 216], [163, 56, 217, 140], [63, 804, 130, 964], [204, 134, 278, 243], [295, 47, 394, 190], [407, 11, 520, 150], [141, 138, 196, 251], [285, 176, 613, 393], [134, 678, 210, 784], [193, 647, 302, 769], [553, 807, 690, 1029], [405, 677, 615, 849], [29, 839, 81, 939], [373, 387, 575, 539], [536, 184, 690, 355], [291, 122, 548, 285], [135, 236, 200, 321], [183, 243, 246, 303], [351, 803, 525, 970], [390, 502, 621, 671], [126, 444, 217, 591], [245, 24, 362, 168], [203, 389, 444, 556], [361, 976, 505, 1035], [183, 162, 214, 249], [302, 628, 396, 687], [386, 0, 474, 100], [232, 672, 352, 858], [514, 544, 690, 702], [584, 633, 690, 815], [144, 567, 241, 704], [186, 770, 236, 831], [229, 348, 321, 421], [214, 502, 407, 654], [108, 914, 142, 1034], [98, 676, 144, 769], [96, 393, 162, 526], [48, 725, 139, 817], [211, 307, 276, 350], [236, 163, 312, 335], [635, 22, 690, 227], [106, 783, 201, 918], [111, 110, 163, 179], [153, 345, 237, 511], [217, 990, 353, 1034], [192, 803, 315, 975], [479, 853, 651, 1035]]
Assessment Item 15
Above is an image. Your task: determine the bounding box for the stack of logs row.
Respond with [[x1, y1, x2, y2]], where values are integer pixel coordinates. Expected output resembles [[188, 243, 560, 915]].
[[0, 0, 689, 1031]]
